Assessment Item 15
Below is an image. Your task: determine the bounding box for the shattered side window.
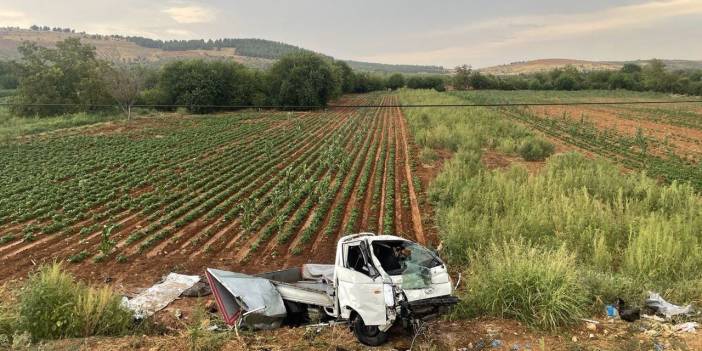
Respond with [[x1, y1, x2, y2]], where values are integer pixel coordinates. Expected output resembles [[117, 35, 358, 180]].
[[371, 241, 442, 289]]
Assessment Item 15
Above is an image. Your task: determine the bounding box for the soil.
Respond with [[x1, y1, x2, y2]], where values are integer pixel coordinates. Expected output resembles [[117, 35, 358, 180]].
[[39, 313, 702, 350], [533, 105, 702, 161]]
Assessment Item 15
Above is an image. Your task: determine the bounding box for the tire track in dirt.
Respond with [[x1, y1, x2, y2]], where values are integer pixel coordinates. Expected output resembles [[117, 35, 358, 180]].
[[392, 106, 405, 236], [394, 100, 426, 245], [213, 108, 356, 258], [378, 106, 391, 233], [359, 98, 389, 232], [232, 108, 363, 263], [249, 109, 367, 259], [181, 113, 342, 257], [336, 102, 384, 236], [303, 104, 380, 263]]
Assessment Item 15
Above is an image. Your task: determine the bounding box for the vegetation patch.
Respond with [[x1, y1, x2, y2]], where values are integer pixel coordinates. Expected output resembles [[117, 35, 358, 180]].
[[456, 240, 587, 331], [400, 89, 702, 330], [0, 263, 133, 343]]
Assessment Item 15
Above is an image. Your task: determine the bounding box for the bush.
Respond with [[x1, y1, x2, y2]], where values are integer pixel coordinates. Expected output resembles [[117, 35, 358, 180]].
[[16, 263, 132, 341], [0, 285, 16, 343], [518, 137, 555, 161], [419, 147, 437, 164], [458, 241, 588, 331], [159, 60, 259, 113], [268, 52, 340, 107], [386, 73, 405, 90]]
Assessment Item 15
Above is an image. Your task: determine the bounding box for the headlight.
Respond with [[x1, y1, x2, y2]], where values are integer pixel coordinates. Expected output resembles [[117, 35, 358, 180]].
[[383, 284, 395, 307]]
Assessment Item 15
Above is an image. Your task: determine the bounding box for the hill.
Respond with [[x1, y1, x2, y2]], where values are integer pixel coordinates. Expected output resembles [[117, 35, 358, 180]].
[[0, 28, 444, 73], [478, 59, 622, 75], [479, 58, 702, 75]]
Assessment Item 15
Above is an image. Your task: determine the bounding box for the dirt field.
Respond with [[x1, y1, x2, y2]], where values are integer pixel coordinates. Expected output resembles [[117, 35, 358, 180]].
[[0, 94, 436, 291]]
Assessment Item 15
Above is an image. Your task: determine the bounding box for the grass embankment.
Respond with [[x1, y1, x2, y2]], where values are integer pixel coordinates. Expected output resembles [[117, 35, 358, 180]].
[[0, 263, 133, 347], [0, 107, 132, 141], [398, 89, 702, 331]]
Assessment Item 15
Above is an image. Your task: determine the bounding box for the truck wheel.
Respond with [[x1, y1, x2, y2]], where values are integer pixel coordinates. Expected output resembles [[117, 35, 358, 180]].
[[352, 314, 388, 346]]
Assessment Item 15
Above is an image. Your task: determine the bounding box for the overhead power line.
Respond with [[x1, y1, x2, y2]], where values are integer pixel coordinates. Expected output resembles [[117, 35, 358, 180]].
[[1, 100, 702, 109]]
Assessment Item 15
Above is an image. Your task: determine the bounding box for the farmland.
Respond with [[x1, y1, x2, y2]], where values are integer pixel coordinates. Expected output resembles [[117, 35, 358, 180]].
[[398, 88, 702, 333], [450, 90, 702, 189], [0, 93, 431, 285]]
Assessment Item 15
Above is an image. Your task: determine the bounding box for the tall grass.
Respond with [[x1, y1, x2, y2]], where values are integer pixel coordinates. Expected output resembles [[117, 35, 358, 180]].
[[11, 263, 132, 341], [0, 107, 125, 141], [399, 89, 702, 328], [457, 240, 587, 331]]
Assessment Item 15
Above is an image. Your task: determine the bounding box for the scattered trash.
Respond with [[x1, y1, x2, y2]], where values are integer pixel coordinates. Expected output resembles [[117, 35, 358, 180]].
[[490, 339, 502, 348], [620, 308, 641, 322], [616, 298, 640, 322], [204, 299, 218, 313], [181, 280, 212, 297], [571, 336, 578, 342], [122, 273, 200, 319], [642, 314, 665, 322], [606, 305, 618, 317], [510, 343, 519, 351], [673, 322, 698, 333], [174, 309, 182, 319], [645, 292, 692, 318], [586, 322, 598, 332]]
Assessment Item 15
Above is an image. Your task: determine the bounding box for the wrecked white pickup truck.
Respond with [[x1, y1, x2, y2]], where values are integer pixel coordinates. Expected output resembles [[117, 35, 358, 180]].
[[206, 233, 458, 346]]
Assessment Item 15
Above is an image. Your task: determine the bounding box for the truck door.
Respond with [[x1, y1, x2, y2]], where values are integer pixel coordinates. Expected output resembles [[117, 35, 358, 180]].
[[336, 241, 388, 326]]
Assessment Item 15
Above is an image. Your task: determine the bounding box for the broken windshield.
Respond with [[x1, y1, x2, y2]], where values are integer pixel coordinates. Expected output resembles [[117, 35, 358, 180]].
[[371, 240, 442, 276]]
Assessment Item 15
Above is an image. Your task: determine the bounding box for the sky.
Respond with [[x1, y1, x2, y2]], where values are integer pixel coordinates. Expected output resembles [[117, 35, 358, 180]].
[[1, 0, 701, 68]]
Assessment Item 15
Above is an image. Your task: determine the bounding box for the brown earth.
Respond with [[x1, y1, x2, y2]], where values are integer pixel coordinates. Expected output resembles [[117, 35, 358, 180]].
[[531, 105, 702, 162], [38, 313, 702, 351], [0, 94, 437, 290]]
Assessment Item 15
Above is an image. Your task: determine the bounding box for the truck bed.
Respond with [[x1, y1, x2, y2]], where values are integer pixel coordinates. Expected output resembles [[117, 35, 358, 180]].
[[256, 265, 334, 308]]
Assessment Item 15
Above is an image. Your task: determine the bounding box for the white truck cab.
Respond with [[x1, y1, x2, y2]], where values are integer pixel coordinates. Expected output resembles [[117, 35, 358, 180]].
[[207, 233, 458, 346]]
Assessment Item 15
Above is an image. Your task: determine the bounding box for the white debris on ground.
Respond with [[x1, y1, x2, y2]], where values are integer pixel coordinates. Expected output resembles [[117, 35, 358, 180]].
[[122, 273, 200, 319]]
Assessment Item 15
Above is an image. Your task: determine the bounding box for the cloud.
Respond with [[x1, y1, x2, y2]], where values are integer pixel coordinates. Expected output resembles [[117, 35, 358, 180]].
[[165, 28, 193, 37], [163, 4, 214, 24], [0, 8, 31, 27], [359, 0, 702, 66]]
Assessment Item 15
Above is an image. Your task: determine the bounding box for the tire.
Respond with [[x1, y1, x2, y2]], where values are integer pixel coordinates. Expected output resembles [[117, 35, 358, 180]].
[[352, 314, 388, 347]]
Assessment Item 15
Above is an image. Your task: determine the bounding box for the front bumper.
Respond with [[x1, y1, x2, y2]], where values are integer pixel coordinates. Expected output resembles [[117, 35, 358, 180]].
[[401, 295, 460, 321]]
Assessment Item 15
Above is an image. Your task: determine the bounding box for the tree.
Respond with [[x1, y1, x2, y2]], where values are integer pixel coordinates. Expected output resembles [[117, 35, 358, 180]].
[[386, 73, 405, 90], [353, 73, 385, 93], [407, 75, 446, 91], [609, 72, 636, 90], [0, 61, 18, 89], [452, 65, 471, 90], [469, 72, 493, 89], [102, 65, 145, 120], [555, 75, 577, 90], [621, 63, 642, 74], [267, 52, 340, 107], [333, 60, 355, 93], [12, 38, 111, 116], [159, 60, 258, 113], [642, 59, 675, 92]]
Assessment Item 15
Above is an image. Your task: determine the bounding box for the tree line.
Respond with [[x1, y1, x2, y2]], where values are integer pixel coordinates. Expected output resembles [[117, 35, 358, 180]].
[[6, 38, 449, 117], [124, 37, 315, 60], [451, 61, 702, 95]]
